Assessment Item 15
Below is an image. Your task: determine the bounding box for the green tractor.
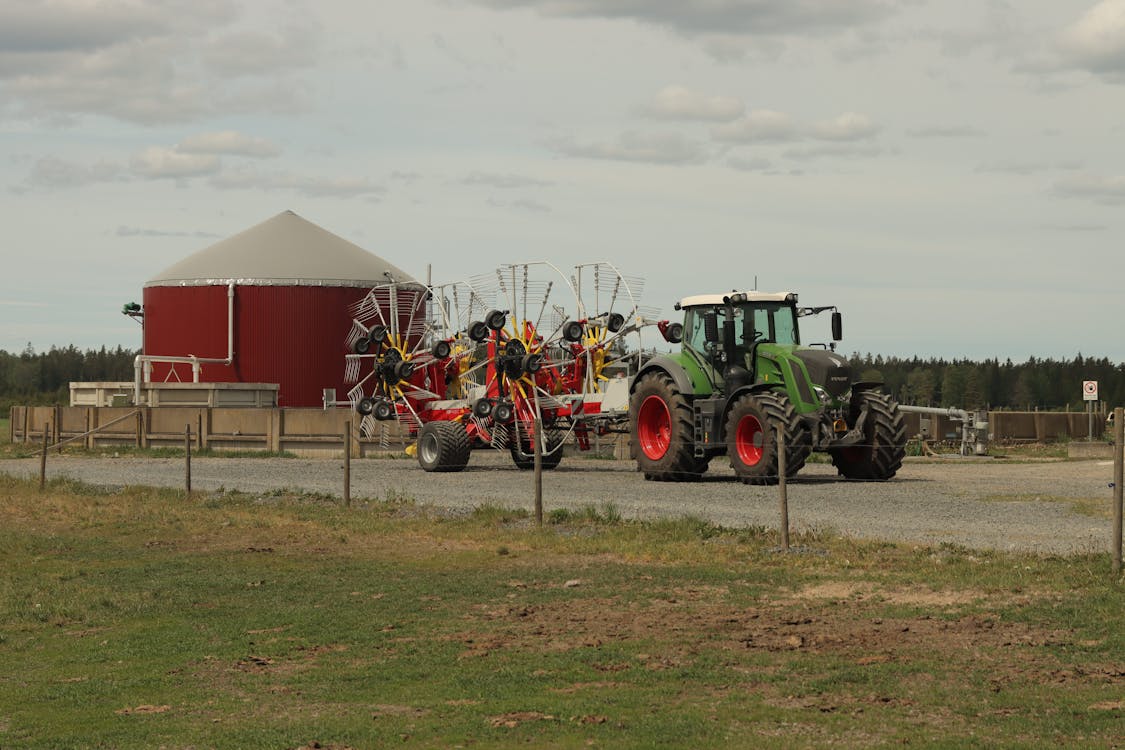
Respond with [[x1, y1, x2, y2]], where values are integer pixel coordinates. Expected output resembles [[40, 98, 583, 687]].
[[629, 291, 906, 484]]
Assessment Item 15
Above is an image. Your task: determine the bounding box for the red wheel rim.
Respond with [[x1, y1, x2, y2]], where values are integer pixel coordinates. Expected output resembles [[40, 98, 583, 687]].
[[735, 414, 765, 466], [637, 395, 671, 460]]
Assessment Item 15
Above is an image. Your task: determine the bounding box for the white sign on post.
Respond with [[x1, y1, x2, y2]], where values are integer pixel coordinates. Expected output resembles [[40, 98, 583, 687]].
[[1082, 380, 1099, 401]]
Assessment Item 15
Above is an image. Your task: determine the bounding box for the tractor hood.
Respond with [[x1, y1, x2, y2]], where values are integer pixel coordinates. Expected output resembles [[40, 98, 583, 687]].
[[791, 349, 852, 398]]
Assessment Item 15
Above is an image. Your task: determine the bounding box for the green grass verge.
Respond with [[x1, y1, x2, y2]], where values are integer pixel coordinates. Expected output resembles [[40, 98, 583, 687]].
[[0, 474, 1121, 748]]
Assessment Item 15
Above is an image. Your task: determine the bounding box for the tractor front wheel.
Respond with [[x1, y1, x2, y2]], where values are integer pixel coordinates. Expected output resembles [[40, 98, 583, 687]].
[[630, 371, 708, 481], [416, 421, 471, 472], [829, 390, 906, 480], [725, 391, 807, 485]]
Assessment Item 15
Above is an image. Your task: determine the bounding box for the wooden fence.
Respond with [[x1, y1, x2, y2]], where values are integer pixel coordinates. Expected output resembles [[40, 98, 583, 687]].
[[7, 405, 1113, 458]]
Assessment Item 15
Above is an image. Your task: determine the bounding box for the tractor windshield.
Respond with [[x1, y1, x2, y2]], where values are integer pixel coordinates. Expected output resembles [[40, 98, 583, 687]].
[[739, 302, 799, 346]]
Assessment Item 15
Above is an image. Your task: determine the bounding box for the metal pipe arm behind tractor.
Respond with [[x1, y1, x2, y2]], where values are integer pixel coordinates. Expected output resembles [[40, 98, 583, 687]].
[[630, 290, 907, 484]]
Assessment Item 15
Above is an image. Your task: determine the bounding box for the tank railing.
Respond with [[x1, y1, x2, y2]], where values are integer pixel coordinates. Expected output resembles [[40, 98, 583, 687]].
[[134, 281, 236, 405]]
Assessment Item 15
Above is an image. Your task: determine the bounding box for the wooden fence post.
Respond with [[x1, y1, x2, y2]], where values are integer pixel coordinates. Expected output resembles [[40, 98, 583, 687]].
[[39, 423, 49, 492], [1113, 407, 1122, 576], [343, 419, 351, 508], [185, 424, 192, 494], [777, 428, 790, 552]]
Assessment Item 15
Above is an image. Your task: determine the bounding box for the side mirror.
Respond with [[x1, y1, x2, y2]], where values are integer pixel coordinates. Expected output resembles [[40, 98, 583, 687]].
[[703, 312, 719, 343], [831, 311, 843, 341]]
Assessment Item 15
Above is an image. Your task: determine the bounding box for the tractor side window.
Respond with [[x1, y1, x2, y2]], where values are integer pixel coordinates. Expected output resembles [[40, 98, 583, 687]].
[[683, 308, 711, 358], [773, 306, 799, 345]]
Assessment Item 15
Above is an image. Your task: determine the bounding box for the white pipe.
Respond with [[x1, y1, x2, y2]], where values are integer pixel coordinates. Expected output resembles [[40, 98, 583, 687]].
[[133, 281, 236, 405]]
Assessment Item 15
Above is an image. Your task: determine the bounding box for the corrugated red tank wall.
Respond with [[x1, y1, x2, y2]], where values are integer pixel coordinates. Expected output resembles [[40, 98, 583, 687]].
[[143, 284, 374, 407]]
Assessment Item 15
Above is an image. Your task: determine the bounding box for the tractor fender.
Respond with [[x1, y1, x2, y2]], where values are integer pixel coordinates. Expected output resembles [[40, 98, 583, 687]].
[[850, 380, 884, 393], [631, 355, 694, 396]]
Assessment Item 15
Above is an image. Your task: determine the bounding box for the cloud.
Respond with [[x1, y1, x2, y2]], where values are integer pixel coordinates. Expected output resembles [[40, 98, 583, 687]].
[[487, 197, 551, 213], [20, 156, 124, 190], [711, 109, 797, 142], [177, 131, 281, 157], [209, 165, 386, 198], [548, 131, 706, 165], [115, 226, 223, 239], [463, 172, 553, 188], [907, 126, 986, 138], [811, 112, 879, 141], [0, 0, 317, 125], [976, 160, 1082, 176], [782, 144, 884, 161], [0, 0, 231, 54], [471, 1, 891, 37], [726, 156, 773, 172], [1058, 0, 1125, 79], [640, 85, 744, 122], [130, 147, 220, 179], [1051, 172, 1125, 204], [204, 25, 318, 76]]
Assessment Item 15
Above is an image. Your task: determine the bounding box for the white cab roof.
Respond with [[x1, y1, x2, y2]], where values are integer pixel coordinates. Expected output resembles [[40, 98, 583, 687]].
[[678, 291, 794, 308]]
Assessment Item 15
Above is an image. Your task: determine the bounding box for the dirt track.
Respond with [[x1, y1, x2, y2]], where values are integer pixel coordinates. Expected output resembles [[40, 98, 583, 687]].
[[3, 453, 1119, 555]]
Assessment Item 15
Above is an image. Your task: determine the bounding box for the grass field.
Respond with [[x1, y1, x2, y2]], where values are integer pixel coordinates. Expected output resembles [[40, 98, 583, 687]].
[[0, 475, 1121, 749]]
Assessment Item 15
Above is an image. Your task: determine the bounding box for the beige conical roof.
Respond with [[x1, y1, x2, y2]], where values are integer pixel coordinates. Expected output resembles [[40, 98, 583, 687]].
[[145, 210, 416, 287]]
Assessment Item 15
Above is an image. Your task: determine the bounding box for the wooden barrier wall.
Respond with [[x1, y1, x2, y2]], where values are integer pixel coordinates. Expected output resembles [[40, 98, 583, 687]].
[[6, 405, 410, 458]]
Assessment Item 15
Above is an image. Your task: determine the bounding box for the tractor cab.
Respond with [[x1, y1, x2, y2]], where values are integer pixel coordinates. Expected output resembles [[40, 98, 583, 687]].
[[672, 291, 844, 403]]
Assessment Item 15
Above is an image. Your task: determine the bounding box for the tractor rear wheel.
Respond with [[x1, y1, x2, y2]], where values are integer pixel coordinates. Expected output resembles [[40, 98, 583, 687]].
[[829, 390, 906, 480], [630, 371, 709, 481], [725, 390, 807, 485], [510, 429, 563, 470], [416, 421, 471, 472]]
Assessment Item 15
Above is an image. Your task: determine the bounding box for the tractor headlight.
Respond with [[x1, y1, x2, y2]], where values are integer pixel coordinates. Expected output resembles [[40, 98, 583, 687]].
[[812, 385, 832, 405]]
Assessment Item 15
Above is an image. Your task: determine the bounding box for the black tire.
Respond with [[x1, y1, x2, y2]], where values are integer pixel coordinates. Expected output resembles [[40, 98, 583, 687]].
[[373, 399, 395, 421], [829, 390, 907, 481], [432, 340, 452, 359], [485, 309, 507, 331], [416, 421, 471, 472], [562, 321, 584, 342], [607, 312, 625, 332], [491, 400, 514, 424], [629, 370, 708, 481], [725, 390, 807, 485], [472, 398, 493, 419], [353, 338, 371, 355], [356, 397, 375, 415], [468, 321, 489, 342], [510, 429, 563, 470]]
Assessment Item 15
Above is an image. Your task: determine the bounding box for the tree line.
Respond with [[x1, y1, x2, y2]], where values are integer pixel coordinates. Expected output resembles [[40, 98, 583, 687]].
[[848, 353, 1125, 411], [0, 345, 138, 411], [1, 346, 1123, 413]]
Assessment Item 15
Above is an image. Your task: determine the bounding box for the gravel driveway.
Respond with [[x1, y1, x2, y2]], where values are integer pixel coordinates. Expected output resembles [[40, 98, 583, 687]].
[[4, 452, 1119, 556]]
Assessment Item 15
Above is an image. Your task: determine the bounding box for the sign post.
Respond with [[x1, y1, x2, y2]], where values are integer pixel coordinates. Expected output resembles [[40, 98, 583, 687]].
[[1084, 381, 1099, 440]]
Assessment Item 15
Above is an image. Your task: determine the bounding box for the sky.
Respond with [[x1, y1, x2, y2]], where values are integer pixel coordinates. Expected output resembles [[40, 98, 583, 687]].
[[2, 0, 1125, 366]]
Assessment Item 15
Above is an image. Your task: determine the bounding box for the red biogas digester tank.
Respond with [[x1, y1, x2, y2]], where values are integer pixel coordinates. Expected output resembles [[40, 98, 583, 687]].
[[142, 210, 416, 407]]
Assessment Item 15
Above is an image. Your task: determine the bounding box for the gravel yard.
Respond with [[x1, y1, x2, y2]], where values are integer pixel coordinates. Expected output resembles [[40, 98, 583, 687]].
[[4, 452, 1119, 555]]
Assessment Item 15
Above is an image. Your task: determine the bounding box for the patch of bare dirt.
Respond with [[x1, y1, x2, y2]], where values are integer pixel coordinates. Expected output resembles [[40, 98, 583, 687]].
[[444, 592, 1121, 700]]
